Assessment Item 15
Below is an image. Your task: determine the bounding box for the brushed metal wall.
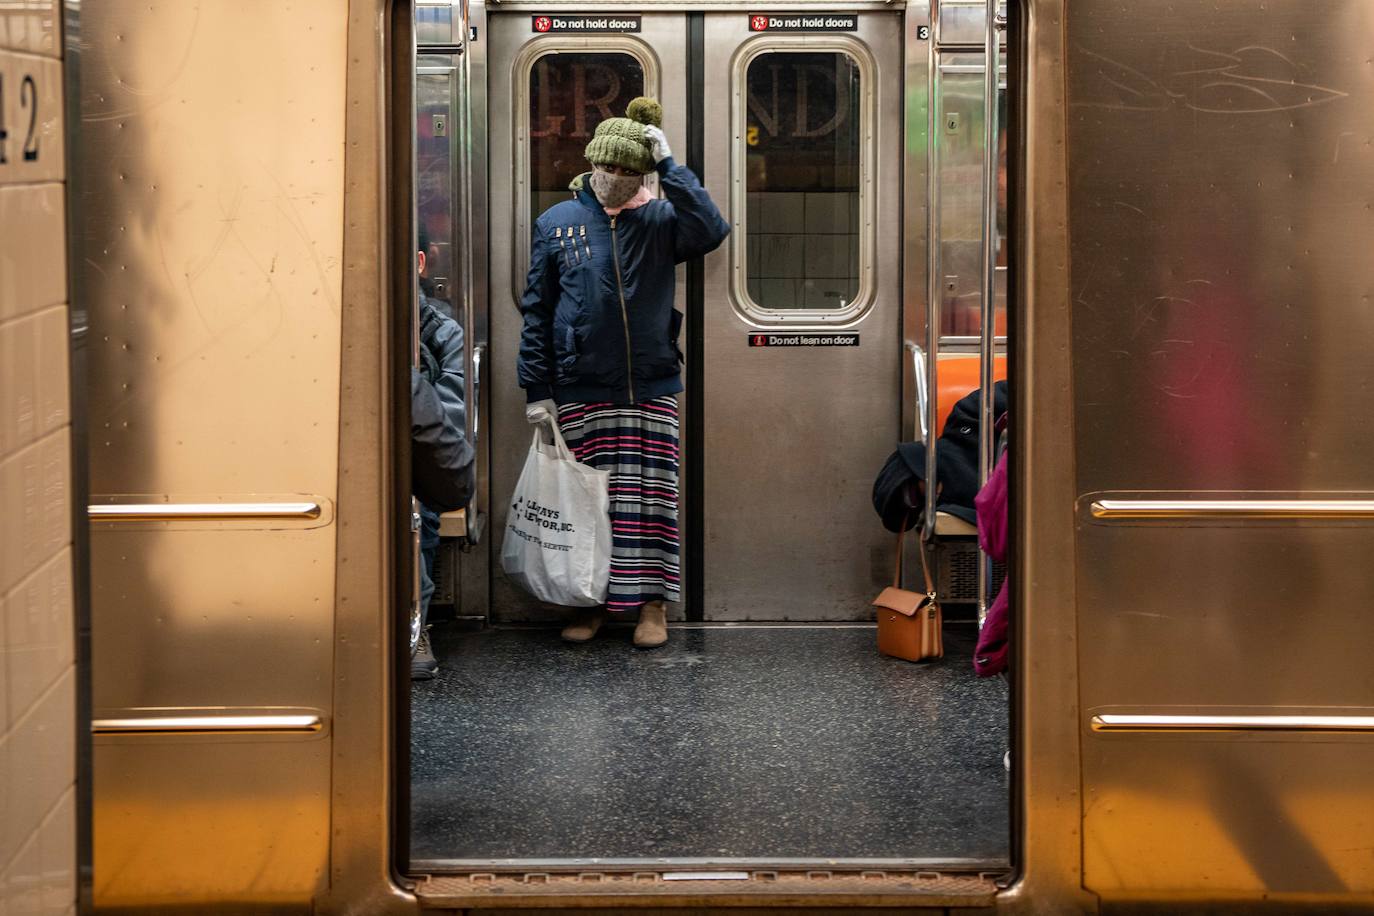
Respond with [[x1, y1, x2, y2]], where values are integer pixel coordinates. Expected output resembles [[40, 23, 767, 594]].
[[79, 1, 348, 908], [1066, 0, 1374, 900], [699, 13, 903, 620]]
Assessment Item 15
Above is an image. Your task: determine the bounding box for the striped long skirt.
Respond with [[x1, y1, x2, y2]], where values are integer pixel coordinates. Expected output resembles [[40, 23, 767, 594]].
[[556, 396, 681, 612]]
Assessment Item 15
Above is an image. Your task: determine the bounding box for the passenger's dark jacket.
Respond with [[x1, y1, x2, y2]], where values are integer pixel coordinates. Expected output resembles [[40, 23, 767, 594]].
[[517, 156, 730, 405], [872, 381, 1008, 531], [419, 293, 465, 432], [412, 295, 473, 513], [411, 368, 473, 512]]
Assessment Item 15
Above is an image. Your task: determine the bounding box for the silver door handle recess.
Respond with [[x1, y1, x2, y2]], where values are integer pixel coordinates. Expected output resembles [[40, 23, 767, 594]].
[[1090, 499, 1374, 520], [1092, 714, 1374, 733], [88, 502, 322, 521], [93, 714, 323, 735]]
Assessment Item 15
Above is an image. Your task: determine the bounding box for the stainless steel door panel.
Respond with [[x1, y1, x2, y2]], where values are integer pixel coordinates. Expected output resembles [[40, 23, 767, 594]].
[[1077, 524, 1374, 707], [77, 0, 348, 907], [1067, 6, 1374, 494], [89, 529, 336, 710], [1065, 0, 1374, 899], [700, 13, 902, 620], [487, 13, 687, 622], [1082, 739, 1374, 896], [92, 741, 330, 906]]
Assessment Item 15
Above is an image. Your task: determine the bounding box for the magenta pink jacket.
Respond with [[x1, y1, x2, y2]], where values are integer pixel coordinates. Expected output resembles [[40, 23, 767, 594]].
[[973, 453, 1009, 677]]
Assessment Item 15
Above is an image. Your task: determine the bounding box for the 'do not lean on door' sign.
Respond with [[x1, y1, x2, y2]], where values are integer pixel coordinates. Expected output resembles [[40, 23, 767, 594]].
[[532, 14, 641, 32], [748, 13, 859, 31], [749, 333, 860, 347]]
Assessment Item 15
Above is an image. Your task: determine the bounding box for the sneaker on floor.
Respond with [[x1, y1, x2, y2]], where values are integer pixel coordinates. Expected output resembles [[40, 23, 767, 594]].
[[633, 601, 668, 649], [561, 607, 607, 643], [411, 629, 438, 680], [1003, 750, 1011, 772]]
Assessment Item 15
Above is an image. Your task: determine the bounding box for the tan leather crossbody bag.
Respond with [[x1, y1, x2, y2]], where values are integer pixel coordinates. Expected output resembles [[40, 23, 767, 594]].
[[872, 522, 944, 662]]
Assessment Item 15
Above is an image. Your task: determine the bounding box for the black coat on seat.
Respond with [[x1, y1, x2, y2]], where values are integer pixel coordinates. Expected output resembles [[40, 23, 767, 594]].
[[872, 381, 1008, 532]]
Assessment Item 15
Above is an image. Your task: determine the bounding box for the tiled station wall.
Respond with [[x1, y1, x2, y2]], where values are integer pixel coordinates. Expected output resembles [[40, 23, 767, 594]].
[[0, 3, 76, 915]]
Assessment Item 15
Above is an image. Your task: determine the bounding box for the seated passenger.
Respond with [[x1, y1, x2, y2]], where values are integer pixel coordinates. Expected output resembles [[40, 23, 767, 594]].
[[411, 367, 472, 511], [413, 228, 469, 679], [872, 380, 1008, 532]]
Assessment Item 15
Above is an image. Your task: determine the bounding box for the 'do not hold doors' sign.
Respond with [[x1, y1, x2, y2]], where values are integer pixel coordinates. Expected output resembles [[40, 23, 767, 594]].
[[748, 13, 859, 31], [532, 14, 642, 33]]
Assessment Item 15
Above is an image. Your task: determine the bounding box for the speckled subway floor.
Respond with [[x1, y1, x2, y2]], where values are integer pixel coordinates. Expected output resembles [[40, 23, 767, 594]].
[[410, 624, 1009, 864]]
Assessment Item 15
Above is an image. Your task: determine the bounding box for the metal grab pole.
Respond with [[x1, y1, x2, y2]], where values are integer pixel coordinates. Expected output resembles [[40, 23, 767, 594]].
[[921, 0, 942, 548], [976, 0, 1002, 624], [907, 343, 929, 444], [410, 21, 425, 653], [459, 0, 479, 472]]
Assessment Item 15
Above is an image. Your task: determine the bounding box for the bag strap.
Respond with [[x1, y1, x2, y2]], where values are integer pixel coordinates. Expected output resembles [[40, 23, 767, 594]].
[[893, 512, 937, 597], [534, 414, 575, 461], [916, 530, 936, 597], [545, 415, 574, 460], [893, 521, 904, 587]]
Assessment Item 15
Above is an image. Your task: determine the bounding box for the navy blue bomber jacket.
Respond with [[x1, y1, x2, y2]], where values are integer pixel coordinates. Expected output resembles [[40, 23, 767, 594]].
[[517, 156, 730, 405]]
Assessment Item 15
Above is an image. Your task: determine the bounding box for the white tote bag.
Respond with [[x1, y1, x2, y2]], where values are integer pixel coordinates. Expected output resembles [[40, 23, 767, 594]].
[[500, 418, 611, 606]]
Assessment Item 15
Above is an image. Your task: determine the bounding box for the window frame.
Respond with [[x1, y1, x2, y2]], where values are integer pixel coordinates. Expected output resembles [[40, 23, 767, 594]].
[[729, 35, 878, 327], [510, 38, 660, 302]]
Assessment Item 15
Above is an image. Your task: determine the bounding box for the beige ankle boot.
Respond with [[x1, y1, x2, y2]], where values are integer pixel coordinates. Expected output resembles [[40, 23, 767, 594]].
[[561, 607, 606, 643], [633, 601, 668, 648]]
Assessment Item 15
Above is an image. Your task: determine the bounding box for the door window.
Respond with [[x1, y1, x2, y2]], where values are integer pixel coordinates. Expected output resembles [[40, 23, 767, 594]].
[[738, 49, 869, 318], [527, 52, 646, 230]]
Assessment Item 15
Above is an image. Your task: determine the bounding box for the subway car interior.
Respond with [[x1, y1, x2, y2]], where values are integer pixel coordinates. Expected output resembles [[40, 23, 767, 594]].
[[49, 0, 1374, 911], [407, 0, 1013, 877]]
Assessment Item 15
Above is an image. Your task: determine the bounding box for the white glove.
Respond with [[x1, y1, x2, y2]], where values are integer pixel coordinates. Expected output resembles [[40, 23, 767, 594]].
[[525, 399, 557, 424], [643, 125, 671, 164]]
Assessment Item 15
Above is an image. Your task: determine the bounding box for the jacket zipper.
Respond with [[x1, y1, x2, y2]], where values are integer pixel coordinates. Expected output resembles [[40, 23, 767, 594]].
[[609, 215, 635, 402]]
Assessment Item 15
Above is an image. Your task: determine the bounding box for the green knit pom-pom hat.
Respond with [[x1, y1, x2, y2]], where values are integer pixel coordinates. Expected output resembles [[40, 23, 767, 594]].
[[583, 96, 663, 174]]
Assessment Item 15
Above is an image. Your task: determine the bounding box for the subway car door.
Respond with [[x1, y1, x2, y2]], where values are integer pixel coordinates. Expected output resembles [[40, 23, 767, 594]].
[[486, 9, 900, 622], [699, 11, 903, 620]]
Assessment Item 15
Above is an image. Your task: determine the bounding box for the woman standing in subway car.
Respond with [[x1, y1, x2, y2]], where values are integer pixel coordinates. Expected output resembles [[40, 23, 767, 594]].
[[517, 97, 729, 648]]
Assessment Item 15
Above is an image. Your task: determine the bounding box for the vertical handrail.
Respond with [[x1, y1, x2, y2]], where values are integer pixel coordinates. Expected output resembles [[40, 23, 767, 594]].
[[921, 0, 942, 545], [470, 343, 484, 455], [410, 11, 425, 652], [907, 343, 929, 443], [458, 0, 479, 468], [976, 0, 1002, 622]]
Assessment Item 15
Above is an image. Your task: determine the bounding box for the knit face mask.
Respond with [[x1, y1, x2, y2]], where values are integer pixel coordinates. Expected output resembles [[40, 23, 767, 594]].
[[589, 166, 643, 209]]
